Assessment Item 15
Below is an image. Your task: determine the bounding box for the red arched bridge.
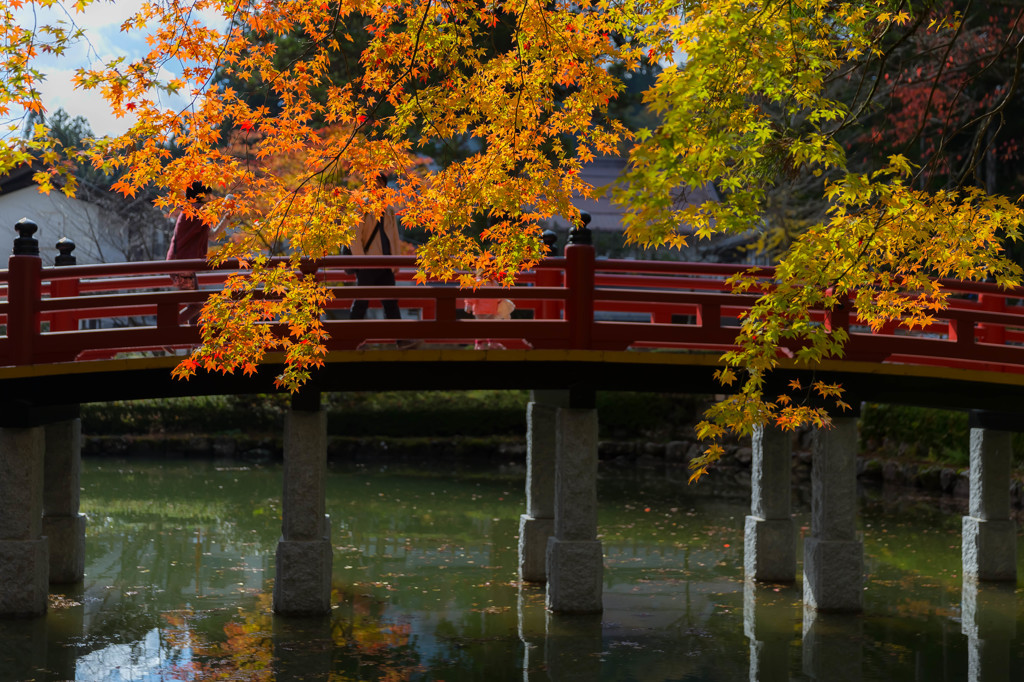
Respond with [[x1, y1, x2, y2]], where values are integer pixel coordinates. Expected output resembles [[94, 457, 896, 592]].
[[2, 223, 1024, 413]]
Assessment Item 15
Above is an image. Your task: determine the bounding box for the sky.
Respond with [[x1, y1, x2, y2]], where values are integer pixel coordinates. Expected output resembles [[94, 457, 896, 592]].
[[7, 0, 222, 138]]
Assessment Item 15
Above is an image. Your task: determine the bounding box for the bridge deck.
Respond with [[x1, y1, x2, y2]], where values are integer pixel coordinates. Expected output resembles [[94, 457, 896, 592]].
[[3, 249, 1024, 416]]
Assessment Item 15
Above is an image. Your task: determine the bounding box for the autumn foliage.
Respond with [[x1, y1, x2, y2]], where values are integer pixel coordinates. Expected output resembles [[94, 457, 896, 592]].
[[3, 0, 1024, 475]]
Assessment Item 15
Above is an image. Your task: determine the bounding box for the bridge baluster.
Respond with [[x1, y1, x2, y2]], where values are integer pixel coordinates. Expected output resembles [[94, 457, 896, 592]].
[[9, 218, 42, 365], [535, 266, 563, 322], [50, 238, 80, 333], [823, 288, 849, 333], [978, 293, 1007, 345], [564, 217, 595, 350]]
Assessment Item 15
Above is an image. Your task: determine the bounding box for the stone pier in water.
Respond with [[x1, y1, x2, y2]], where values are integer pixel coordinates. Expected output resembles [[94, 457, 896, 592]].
[[963, 413, 1018, 583], [744, 424, 795, 582], [518, 390, 562, 582], [273, 391, 333, 616], [803, 416, 864, 612]]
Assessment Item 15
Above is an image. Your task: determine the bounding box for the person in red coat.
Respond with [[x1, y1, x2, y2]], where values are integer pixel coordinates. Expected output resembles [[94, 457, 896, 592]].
[[166, 182, 225, 325]]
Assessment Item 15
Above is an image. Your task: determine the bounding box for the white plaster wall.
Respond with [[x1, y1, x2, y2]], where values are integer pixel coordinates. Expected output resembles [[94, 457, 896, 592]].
[[0, 186, 133, 265]]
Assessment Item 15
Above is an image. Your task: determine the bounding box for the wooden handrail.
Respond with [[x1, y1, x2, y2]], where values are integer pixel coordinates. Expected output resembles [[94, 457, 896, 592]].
[[1, 247, 1024, 377]]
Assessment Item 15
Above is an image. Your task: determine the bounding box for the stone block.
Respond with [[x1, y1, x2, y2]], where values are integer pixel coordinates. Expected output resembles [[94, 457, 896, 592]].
[[962, 516, 1018, 582], [810, 420, 859, 542], [519, 514, 554, 583], [803, 536, 863, 612], [525, 402, 558, 519], [545, 538, 603, 614], [0, 427, 45, 541], [665, 440, 688, 462], [273, 537, 333, 616], [969, 429, 1013, 520], [744, 515, 796, 583], [43, 419, 81, 518], [751, 424, 792, 521], [554, 408, 598, 541], [42, 513, 86, 584], [282, 409, 327, 541], [0, 538, 49, 616]]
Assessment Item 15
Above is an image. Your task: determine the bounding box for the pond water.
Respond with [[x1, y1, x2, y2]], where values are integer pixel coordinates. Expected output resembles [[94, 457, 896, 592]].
[[1, 459, 1022, 681]]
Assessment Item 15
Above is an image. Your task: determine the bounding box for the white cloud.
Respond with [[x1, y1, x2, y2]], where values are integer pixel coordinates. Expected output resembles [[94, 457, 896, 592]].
[[6, 0, 227, 137]]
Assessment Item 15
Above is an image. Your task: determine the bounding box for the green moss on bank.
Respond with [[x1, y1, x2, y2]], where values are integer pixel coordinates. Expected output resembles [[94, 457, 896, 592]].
[[860, 403, 1024, 469]]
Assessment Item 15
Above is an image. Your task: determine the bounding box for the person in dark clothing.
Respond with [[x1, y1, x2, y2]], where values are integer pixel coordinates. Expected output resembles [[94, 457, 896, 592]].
[[349, 174, 402, 320]]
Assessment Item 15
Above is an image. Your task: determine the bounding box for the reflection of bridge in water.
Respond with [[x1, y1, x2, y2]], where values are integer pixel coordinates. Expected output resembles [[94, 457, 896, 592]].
[[0, 215, 1021, 675]]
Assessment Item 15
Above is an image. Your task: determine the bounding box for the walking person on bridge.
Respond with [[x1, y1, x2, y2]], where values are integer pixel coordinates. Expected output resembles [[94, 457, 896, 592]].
[[348, 173, 403, 322], [166, 182, 231, 325], [465, 277, 514, 349]]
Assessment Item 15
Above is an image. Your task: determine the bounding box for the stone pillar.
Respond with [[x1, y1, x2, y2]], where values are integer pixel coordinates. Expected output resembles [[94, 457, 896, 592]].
[[961, 579, 1016, 682], [962, 427, 1017, 582], [545, 391, 603, 614], [744, 580, 797, 682], [744, 424, 795, 582], [43, 417, 86, 584], [273, 392, 332, 616], [519, 390, 564, 583], [803, 417, 863, 612], [0, 426, 49, 616]]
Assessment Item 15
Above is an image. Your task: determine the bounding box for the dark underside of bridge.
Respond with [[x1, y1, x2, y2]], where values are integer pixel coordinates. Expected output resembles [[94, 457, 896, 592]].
[[1, 349, 1023, 426]]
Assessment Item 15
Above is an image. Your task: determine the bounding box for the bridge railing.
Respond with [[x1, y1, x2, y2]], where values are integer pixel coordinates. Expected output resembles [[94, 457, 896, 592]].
[[3, 227, 1024, 375]]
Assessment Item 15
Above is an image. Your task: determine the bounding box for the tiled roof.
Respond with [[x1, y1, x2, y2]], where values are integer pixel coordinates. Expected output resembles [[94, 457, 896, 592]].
[[547, 156, 719, 233]]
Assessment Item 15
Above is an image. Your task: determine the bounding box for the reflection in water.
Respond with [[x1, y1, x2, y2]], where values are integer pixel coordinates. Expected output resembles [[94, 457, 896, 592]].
[[544, 613, 602, 681], [801, 608, 863, 682], [962, 579, 1017, 682], [518, 583, 547, 681], [1, 460, 1022, 680], [744, 580, 798, 682]]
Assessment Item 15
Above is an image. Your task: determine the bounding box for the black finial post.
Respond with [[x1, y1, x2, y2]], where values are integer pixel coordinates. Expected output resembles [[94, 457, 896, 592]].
[[55, 238, 77, 266], [13, 218, 39, 256], [542, 229, 559, 257], [567, 211, 592, 246]]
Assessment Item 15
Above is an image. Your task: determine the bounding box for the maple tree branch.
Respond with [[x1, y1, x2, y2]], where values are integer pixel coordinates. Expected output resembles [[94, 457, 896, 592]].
[[828, 2, 928, 136], [897, 0, 970, 164], [953, 39, 1022, 187]]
